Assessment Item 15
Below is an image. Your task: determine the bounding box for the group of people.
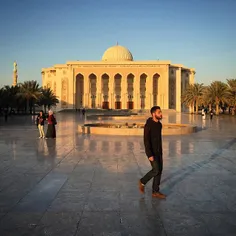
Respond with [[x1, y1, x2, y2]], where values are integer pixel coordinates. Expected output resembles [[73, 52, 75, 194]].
[[36, 106, 166, 198], [36, 110, 57, 139], [202, 108, 214, 120], [75, 107, 86, 115]]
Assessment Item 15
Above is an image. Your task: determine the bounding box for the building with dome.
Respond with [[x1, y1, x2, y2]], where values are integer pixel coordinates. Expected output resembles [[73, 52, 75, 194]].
[[41, 44, 195, 112]]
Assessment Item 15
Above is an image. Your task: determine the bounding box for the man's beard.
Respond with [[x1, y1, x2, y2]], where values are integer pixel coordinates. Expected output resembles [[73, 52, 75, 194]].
[[155, 114, 162, 120]]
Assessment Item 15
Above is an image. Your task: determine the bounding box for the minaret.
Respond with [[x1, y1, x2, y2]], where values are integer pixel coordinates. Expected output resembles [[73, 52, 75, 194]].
[[12, 61, 18, 87]]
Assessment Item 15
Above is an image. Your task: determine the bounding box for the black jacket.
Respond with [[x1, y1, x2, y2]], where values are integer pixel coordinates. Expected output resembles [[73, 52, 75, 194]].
[[144, 117, 162, 159], [36, 114, 46, 126]]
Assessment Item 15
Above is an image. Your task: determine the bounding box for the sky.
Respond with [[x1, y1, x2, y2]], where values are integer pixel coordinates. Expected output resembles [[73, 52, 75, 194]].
[[0, 0, 235, 87]]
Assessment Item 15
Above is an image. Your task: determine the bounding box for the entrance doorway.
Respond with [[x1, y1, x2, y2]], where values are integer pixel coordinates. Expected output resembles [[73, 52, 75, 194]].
[[115, 101, 121, 109], [127, 101, 134, 109], [102, 101, 109, 109], [76, 74, 84, 108]]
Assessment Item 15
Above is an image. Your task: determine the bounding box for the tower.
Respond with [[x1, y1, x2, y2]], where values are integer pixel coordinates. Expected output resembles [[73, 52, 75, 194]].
[[12, 61, 18, 87]]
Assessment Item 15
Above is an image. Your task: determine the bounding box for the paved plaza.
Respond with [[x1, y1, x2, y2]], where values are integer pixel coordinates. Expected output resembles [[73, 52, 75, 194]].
[[0, 112, 236, 236]]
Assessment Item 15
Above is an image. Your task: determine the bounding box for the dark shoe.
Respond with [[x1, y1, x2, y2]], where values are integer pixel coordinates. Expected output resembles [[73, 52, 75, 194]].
[[139, 180, 145, 194], [152, 192, 166, 199]]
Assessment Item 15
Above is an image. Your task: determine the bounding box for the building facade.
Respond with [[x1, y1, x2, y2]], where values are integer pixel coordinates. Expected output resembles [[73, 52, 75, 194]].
[[42, 45, 195, 111]]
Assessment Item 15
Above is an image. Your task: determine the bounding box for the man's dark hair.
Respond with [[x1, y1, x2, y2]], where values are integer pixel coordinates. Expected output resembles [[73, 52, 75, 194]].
[[150, 106, 161, 114]]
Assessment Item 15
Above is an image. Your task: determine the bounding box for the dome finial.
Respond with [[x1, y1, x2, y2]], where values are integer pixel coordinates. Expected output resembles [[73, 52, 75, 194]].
[[116, 41, 118, 46]]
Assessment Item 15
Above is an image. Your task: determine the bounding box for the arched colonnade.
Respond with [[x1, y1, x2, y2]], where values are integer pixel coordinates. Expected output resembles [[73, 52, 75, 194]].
[[75, 73, 160, 109]]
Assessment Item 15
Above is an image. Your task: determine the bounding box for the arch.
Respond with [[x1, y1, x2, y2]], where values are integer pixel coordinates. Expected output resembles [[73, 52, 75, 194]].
[[140, 73, 147, 93], [169, 76, 176, 109], [77, 73, 84, 77], [101, 74, 109, 109], [153, 73, 160, 78], [140, 73, 148, 79], [89, 74, 97, 108], [76, 74, 84, 108], [127, 74, 135, 109], [153, 73, 160, 106], [114, 74, 122, 109], [89, 73, 96, 80], [114, 73, 122, 80], [127, 73, 135, 79], [102, 73, 109, 78], [139, 74, 147, 110]]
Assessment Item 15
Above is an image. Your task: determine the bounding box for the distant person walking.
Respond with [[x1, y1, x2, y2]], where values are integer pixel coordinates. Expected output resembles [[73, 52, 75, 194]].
[[210, 110, 214, 120], [45, 110, 57, 139], [36, 110, 46, 138], [139, 106, 166, 199], [82, 108, 86, 116]]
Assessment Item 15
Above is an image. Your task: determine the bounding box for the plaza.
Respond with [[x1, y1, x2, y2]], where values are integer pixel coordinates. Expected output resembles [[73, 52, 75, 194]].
[[0, 112, 236, 235]]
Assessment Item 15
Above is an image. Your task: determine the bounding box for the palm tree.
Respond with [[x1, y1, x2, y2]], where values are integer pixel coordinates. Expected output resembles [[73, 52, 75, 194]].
[[3, 85, 21, 110], [205, 81, 230, 115], [19, 81, 41, 114], [0, 86, 17, 110], [181, 83, 204, 114], [201, 85, 214, 111], [37, 88, 59, 113], [0, 88, 7, 112], [227, 79, 236, 115]]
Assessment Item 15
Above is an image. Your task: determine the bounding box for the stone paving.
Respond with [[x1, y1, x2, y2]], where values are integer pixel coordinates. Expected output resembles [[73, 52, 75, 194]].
[[0, 112, 236, 236]]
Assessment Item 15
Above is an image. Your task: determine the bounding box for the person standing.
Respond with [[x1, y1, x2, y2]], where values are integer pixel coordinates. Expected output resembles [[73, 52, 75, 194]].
[[202, 108, 206, 120], [82, 108, 85, 116], [210, 109, 214, 120], [45, 110, 57, 139], [139, 106, 166, 199], [36, 110, 46, 138]]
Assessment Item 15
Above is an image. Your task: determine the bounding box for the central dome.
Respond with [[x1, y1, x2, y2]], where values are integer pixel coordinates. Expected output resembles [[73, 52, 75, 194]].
[[102, 45, 133, 61]]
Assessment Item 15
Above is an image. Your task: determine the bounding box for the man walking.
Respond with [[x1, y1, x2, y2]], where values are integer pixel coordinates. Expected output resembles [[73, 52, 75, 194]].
[[139, 106, 166, 199]]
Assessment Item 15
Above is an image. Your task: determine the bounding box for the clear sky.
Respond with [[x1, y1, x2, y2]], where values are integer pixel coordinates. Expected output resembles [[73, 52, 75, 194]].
[[0, 0, 235, 87]]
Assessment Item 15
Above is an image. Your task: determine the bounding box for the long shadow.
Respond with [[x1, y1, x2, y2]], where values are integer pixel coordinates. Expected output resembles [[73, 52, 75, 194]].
[[161, 138, 236, 195]]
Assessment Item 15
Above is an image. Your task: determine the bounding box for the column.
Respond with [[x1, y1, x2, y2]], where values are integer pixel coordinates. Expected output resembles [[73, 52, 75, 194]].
[[133, 75, 140, 109], [88, 77, 91, 108], [74, 73, 76, 109], [188, 70, 195, 113], [162, 65, 169, 109], [189, 70, 195, 85], [69, 67, 75, 109], [96, 75, 102, 108], [109, 75, 114, 109], [121, 75, 127, 109], [58, 72, 64, 110], [145, 75, 152, 109], [176, 67, 181, 112]]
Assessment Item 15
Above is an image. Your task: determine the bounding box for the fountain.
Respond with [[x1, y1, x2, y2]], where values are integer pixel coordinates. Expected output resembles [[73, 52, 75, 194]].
[[78, 113, 197, 136]]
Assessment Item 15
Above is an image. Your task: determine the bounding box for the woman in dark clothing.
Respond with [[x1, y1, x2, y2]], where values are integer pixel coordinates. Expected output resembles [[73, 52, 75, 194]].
[[210, 110, 214, 120], [36, 110, 46, 138], [45, 110, 57, 139]]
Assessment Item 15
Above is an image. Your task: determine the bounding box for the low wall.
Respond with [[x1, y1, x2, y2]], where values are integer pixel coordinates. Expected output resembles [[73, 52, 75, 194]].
[[78, 123, 197, 136]]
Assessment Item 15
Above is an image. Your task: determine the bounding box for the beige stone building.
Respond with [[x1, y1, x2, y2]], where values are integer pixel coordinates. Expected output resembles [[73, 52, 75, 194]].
[[41, 44, 195, 112]]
